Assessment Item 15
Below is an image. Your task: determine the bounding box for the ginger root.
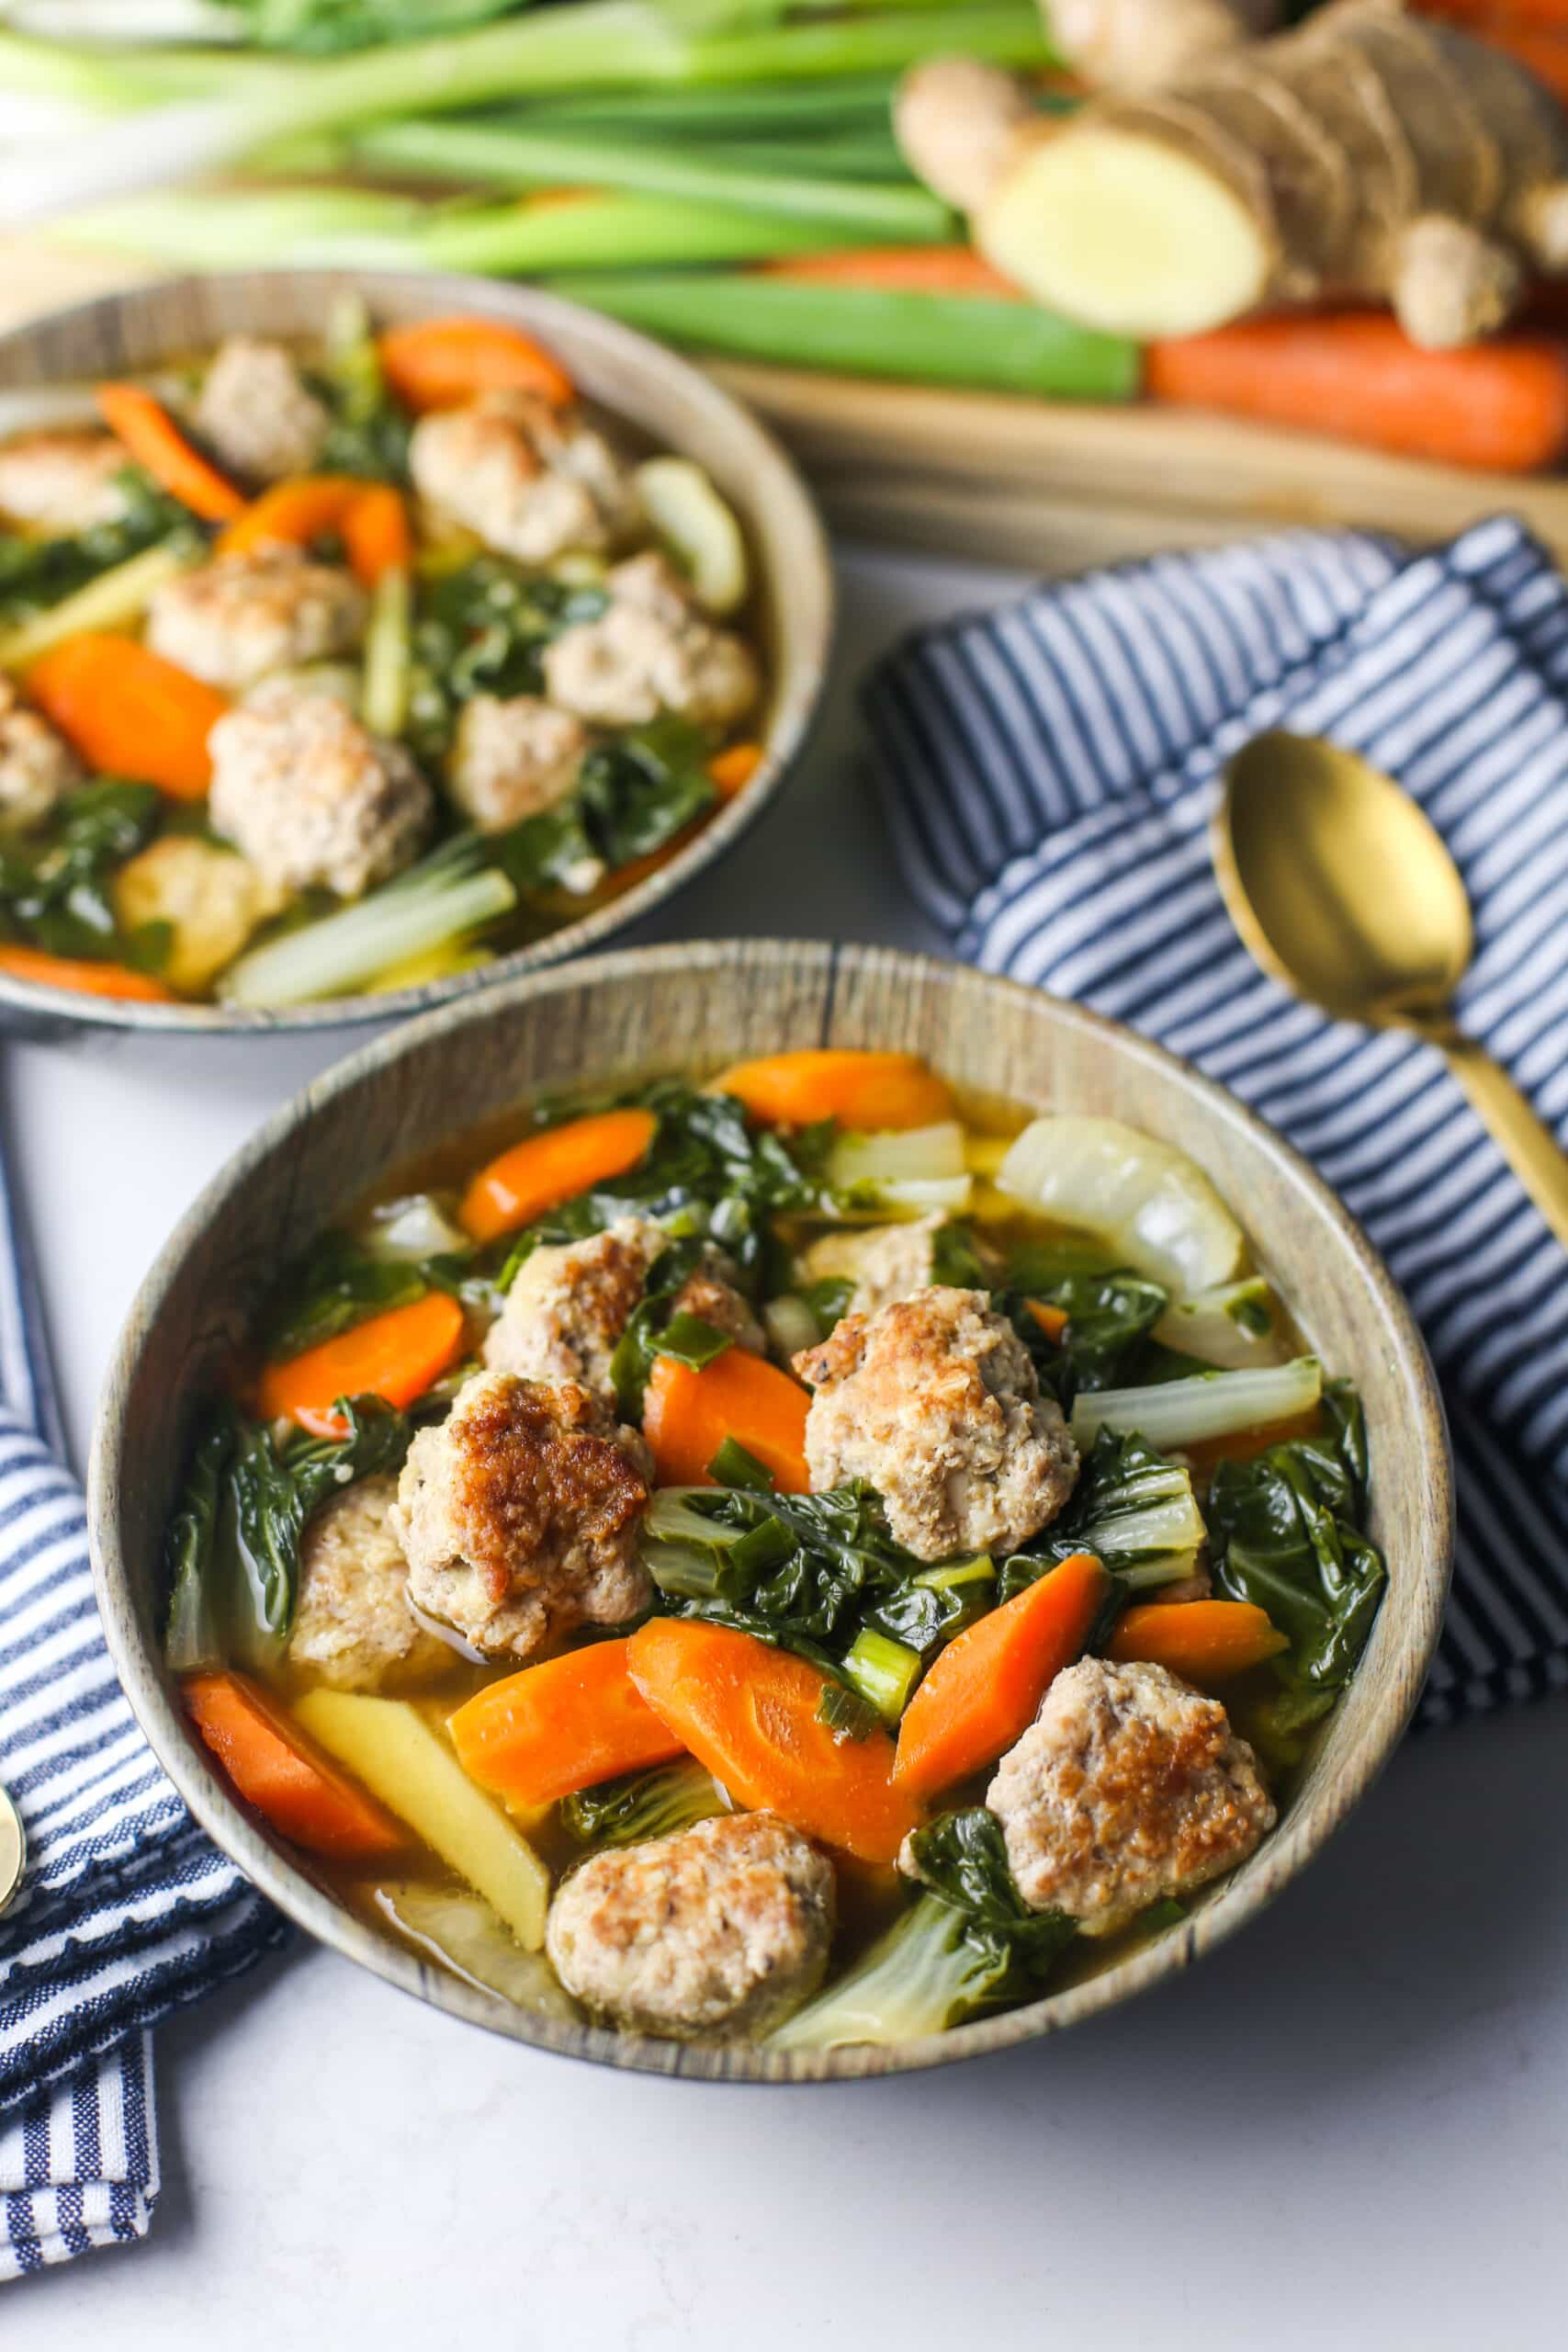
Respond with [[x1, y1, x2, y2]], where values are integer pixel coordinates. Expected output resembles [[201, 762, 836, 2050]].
[[1049, 0, 1281, 94], [897, 0, 1568, 348]]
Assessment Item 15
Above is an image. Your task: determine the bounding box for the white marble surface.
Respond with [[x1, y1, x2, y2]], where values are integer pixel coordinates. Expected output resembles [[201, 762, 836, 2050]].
[[6, 546, 1565, 2347]]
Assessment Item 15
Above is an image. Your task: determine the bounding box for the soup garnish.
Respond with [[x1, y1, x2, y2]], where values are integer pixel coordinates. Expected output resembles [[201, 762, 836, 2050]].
[[0, 304, 764, 1007], [164, 1051, 1387, 2046]]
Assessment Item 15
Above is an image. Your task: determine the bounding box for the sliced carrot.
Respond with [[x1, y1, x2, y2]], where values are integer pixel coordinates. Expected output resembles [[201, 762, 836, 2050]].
[[184, 1670, 406, 1861], [1181, 1408, 1322, 1480], [710, 1049, 954, 1132], [255, 1290, 466, 1439], [1106, 1599, 1289, 1683], [341, 484, 413, 585], [377, 316, 575, 413], [626, 1617, 919, 1864], [447, 1636, 685, 1806], [764, 245, 1024, 300], [457, 1105, 657, 1243], [1024, 1298, 1070, 1342], [1147, 316, 1568, 475], [0, 944, 174, 1002], [25, 633, 227, 800], [643, 1348, 810, 1494], [96, 381, 243, 522], [217, 473, 366, 560], [893, 1551, 1109, 1800], [707, 741, 765, 799]]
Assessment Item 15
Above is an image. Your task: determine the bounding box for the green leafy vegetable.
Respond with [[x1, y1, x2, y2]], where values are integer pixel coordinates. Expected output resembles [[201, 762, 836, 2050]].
[[573, 719, 718, 867], [0, 469, 195, 626], [998, 1427, 1205, 1602], [1001, 1266, 1169, 1406], [406, 559, 607, 761], [558, 1757, 728, 1848], [1208, 1379, 1386, 1694], [0, 780, 164, 963], [164, 1396, 414, 1670], [261, 1217, 471, 1358], [772, 1807, 1076, 2051]]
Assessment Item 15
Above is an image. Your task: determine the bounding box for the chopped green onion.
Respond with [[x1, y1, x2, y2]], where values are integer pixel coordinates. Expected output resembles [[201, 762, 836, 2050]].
[[841, 1625, 922, 1724], [654, 1311, 734, 1372], [816, 1680, 879, 1744]]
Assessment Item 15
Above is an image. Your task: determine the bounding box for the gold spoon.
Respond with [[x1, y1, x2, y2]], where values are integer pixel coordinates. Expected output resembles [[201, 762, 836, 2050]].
[[1214, 730, 1568, 1250], [0, 1781, 23, 1918]]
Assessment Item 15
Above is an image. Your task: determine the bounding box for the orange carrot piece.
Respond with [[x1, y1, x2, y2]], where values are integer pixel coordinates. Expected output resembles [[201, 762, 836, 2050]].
[[627, 1617, 919, 1864], [26, 633, 227, 800], [710, 1049, 954, 1132], [341, 484, 413, 585], [1147, 315, 1568, 474], [184, 1670, 406, 1861], [707, 741, 765, 799], [893, 1551, 1110, 1800], [255, 1291, 466, 1438], [447, 1636, 685, 1806], [378, 316, 575, 413], [764, 245, 1024, 299], [457, 1106, 657, 1243], [217, 474, 366, 560], [1024, 1298, 1070, 1342], [96, 382, 243, 522], [643, 1349, 811, 1494], [0, 944, 174, 1002], [1106, 1599, 1288, 1683]]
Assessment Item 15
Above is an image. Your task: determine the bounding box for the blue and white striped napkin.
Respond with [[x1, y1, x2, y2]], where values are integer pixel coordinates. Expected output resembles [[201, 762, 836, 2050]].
[[0, 1138, 285, 2278], [865, 514, 1568, 1725]]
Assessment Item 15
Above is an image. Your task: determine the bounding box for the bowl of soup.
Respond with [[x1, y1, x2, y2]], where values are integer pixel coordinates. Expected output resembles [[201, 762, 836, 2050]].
[[89, 941, 1452, 2077], [0, 273, 829, 1033]]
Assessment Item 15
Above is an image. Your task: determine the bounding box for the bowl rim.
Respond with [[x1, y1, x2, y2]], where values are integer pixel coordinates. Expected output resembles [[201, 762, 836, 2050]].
[[88, 939, 1454, 2081], [0, 269, 833, 1037]]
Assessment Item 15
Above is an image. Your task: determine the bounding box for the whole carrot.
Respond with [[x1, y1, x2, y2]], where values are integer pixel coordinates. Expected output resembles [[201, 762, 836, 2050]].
[[1146, 314, 1568, 473]]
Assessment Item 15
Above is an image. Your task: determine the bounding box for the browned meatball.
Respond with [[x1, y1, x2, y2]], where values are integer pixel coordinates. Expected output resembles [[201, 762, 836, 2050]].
[[207, 686, 431, 901], [390, 1371, 653, 1661], [0, 676, 82, 830], [288, 1473, 450, 1692], [0, 430, 127, 532], [800, 1214, 998, 1322], [793, 1286, 1077, 1561], [409, 393, 636, 563], [195, 337, 330, 484], [146, 548, 366, 693], [482, 1214, 762, 1398], [546, 1812, 835, 2040], [986, 1657, 1276, 1934], [542, 552, 759, 730], [448, 694, 587, 833]]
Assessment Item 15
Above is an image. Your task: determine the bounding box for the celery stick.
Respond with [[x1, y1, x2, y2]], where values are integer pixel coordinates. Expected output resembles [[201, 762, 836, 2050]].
[[547, 273, 1142, 400], [353, 118, 952, 239], [361, 564, 412, 739], [220, 858, 516, 1007], [1069, 1358, 1325, 1452], [0, 541, 197, 670]]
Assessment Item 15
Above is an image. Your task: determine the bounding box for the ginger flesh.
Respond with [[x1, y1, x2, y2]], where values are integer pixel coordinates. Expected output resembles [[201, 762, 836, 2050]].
[[897, 0, 1568, 350]]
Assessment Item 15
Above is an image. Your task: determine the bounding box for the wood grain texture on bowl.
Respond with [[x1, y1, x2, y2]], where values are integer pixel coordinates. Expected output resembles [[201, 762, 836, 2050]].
[[88, 942, 1453, 2081], [0, 272, 831, 1038]]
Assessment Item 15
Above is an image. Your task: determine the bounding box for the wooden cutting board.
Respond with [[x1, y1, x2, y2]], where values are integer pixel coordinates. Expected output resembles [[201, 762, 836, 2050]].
[[6, 233, 1568, 572]]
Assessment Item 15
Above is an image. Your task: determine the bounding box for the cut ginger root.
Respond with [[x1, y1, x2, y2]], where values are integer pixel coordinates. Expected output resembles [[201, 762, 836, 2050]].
[[896, 0, 1568, 349]]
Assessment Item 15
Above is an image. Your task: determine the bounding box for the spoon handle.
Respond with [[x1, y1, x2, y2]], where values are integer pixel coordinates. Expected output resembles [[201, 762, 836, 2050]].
[[1435, 1031, 1568, 1250]]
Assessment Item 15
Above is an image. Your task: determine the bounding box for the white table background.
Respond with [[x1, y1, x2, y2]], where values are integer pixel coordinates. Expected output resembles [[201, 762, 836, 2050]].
[[6, 546, 1565, 2350]]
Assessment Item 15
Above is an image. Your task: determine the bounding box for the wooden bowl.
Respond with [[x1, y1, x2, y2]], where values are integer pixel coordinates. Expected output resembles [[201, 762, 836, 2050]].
[[88, 942, 1453, 2079], [0, 273, 831, 1036]]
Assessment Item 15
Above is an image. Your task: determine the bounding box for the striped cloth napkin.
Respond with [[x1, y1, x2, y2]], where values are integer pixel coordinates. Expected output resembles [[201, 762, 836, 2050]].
[[865, 513, 1568, 1725], [0, 1138, 285, 2278]]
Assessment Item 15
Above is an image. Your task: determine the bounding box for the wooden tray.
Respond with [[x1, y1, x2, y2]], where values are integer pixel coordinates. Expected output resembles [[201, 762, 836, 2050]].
[[6, 234, 1567, 571]]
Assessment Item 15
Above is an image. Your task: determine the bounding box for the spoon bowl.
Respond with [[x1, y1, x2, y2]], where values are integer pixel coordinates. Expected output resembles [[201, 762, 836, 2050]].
[[1216, 729, 1568, 1249]]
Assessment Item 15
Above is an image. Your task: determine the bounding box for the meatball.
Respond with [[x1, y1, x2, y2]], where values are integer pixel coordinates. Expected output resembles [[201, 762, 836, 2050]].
[[0, 676, 82, 830], [799, 1213, 992, 1322], [195, 336, 330, 484], [409, 393, 635, 565], [546, 1811, 834, 2040], [793, 1287, 1077, 1562], [543, 552, 759, 729], [146, 548, 367, 693], [207, 687, 432, 900], [390, 1371, 653, 1662], [482, 1214, 763, 1396], [0, 430, 127, 532], [448, 694, 586, 832], [986, 1657, 1276, 1936], [288, 1474, 451, 1692], [112, 834, 282, 994]]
